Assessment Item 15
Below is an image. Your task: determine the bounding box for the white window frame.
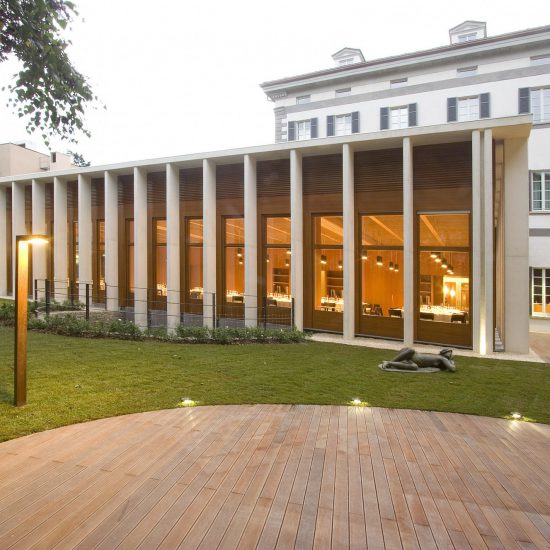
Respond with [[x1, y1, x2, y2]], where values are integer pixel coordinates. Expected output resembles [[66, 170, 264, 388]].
[[531, 54, 550, 67], [335, 114, 352, 136], [458, 32, 477, 42], [390, 78, 408, 89], [457, 66, 478, 77], [530, 87, 550, 123], [390, 106, 409, 129], [457, 96, 480, 122], [335, 88, 351, 97], [296, 120, 311, 141], [532, 268, 550, 317], [296, 95, 311, 105], [531, 172, 550, 212]]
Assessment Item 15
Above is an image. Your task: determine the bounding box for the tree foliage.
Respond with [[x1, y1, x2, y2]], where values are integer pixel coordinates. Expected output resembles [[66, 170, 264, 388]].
[[0, 0, 96, 145], [67, 149, 90, 166]]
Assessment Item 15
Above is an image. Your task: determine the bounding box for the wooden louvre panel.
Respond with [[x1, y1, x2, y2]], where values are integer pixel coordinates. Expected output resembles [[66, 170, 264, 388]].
[[257, 159, 290, 197], [91, 178, 105, 208], [6, 187, 11, 212], [25, 184, 32, 212], [303, 154, 343, 195], [180, 167, 202, 201], [45, 182, 53, 210], [216, 163, 244, 199], [354, 148, 403, 192], [118, 175, 134, 206], [413, 142, 472, 190], [67, 181, 78, 209], [147, 171, 166, 204]]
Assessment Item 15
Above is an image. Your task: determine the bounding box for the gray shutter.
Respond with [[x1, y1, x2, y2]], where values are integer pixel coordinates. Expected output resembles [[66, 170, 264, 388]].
[[519, 88, 530, 114], [380, 107, 389, 130], [288, 121, 295, 141], [327, 115, 335, 137], [352, 111, 360, 133], [408, 103, 417, 127], [447, 97, 457, 122], [480, 93, 490, 118], [310, 118, 318, 139]]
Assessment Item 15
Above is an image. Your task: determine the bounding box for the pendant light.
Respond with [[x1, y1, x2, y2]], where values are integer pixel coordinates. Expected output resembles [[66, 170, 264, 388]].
[[394, 264, 399, 272], [361, 249, 368, 260], [338, 259, 343, 269], [286, 249, 291, 255], [441, 258, 448, 269], [376, 256, 383, 266], [266, 254, 270, 263], [434, 253, 442, 263], [237, 247, 243, 258], [389, 261, 394, 271], [320, 254, 327, 265], [285, 258, 290, 267], [430, 251, 437, 259]]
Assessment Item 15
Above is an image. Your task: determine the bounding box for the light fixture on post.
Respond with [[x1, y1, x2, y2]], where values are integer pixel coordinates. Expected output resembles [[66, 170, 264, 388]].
[[376, 256, 383, 266], [14, 234, 50, 407]]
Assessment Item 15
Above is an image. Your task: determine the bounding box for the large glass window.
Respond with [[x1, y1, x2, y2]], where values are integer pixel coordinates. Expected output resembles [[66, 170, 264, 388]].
[[390, 106, 409, 129], [296, 120, 312, 140], [314, 216, 343, 312], [224, 218, 245, 303], [265, 216, 291, 308], [154, 219, 167, 297], [361, 215, 403, 318], [127, 219, 134, 296], [187, 218, 203, 301], [532, 268, 550, 317], [531, 172, 550, 212], [96, 220, 105, 302], [72, 221, 79, 281], [531, 87, 550, 123], [335, 114, 352, 136], [457, 96, 480, 121], [418, 213, 470, 324]]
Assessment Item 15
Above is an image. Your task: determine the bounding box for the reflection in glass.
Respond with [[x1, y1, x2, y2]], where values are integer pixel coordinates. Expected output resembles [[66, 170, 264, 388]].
[[154, 219, 167, 297], [419, 213, 470, 324], [225, 218, 244, 303], [265, 217, 291, 308], [314, 216, 343, 245], [187, 218, 203, 301], [315, 248, 344, 312]]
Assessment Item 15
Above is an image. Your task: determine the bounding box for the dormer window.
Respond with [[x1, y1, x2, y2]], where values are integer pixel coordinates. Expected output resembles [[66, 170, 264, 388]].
[[338, 58, 355, 66], [457, 66, 478, 77], [449, 21, 487, 45], [331, 47, 365, 67], [296, 95, 311, 105], [335, 88, 351, 97], [458, 32, 477, 43], [390, 78, 408, 89]]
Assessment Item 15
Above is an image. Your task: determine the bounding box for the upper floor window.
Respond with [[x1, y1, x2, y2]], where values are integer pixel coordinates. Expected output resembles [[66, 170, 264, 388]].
[[448, 93, 490, 122], [519, 87, 550, 123], [458, 32, 477, 42], [288, 118, 318, 141], [327, 112, 360, 136], [335, 88, 351, 97], [457, 66, 478, 77], [380, 104, 417, 130], [531, 172, 550, 212], [296, 95, 310, 105], [390, 78, 408, 89], [531, 54, 550, 67]]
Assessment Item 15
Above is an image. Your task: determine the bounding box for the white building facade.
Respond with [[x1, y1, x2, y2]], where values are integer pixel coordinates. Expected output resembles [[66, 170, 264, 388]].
[[262, 22, 550, 334]]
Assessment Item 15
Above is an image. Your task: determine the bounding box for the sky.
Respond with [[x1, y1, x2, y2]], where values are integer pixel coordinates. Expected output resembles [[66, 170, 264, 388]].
[[0, 0, 548, 166]]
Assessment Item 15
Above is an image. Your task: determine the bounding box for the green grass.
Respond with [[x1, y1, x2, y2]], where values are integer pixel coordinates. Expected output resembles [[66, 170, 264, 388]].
[[0, 326, 549, 441]]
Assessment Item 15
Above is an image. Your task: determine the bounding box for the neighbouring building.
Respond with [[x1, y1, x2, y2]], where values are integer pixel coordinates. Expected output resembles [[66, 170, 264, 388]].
[[0, 142, 72, 177], [1, 22, 548, 353]]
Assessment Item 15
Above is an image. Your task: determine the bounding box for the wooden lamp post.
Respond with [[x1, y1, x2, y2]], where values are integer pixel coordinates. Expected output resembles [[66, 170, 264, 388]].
[[14, 234, 49, 406]]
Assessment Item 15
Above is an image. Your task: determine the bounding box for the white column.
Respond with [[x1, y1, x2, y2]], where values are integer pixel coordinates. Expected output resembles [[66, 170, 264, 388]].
[[244, 154, 257, 327], [203, 158, 216, 328], [78, 174, 92, 304], [104, 171, 119, 311], [0, 187, 7, 296], [54, 176, 68, 301], [12, 181, 26, 296], [471, 130, 482, 354], [403, 138, 414, 346], [134, 167, 148, 329], [503, 138, 529, 354], [166, 163, 180, 332], [32, 179, 47, 299], [290, 149, 303, 331], [483, 129, 494, 354], [342, 144, 355, 340]]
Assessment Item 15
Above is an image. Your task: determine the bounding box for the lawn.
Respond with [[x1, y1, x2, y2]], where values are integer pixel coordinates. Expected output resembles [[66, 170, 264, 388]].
[[0, 326, 549, 441]]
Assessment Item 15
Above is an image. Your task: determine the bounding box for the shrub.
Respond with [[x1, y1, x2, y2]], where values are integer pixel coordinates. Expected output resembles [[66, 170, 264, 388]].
[[175, 325, 211, 343]]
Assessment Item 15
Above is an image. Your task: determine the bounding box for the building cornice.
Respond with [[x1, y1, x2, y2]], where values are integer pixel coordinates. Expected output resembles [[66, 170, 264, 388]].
[[0, 115, 532, 187], [260, 25, 550, 98]]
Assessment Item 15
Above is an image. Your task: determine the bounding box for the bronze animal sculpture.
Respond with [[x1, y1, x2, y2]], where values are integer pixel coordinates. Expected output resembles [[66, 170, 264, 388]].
[[380, 347, 456, 372]]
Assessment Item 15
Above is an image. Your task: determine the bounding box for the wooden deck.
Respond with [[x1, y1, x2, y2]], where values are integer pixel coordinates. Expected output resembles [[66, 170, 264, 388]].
[[0, 405, 549, 549]]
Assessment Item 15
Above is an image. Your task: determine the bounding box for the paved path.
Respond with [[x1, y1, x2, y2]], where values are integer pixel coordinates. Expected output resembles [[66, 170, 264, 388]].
[[0, 405, 549, 549], [530, 332, 550, 364]]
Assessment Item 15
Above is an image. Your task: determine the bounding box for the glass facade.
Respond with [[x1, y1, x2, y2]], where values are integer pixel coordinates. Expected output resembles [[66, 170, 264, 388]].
[[418, 213, 470, 324], [127, 219, 134, 296], [224, 218, 245, 303], [361, 215, 403, 318], [265, 216, 291, 308], [187, 218, 203, 301], [532, 268, 550, 317], [154, 219, 167, 298], [97, 220, 105, 302], [314, 216, 343, 312]]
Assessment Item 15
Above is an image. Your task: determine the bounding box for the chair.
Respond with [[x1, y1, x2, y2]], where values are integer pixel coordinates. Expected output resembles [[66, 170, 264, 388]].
[[389, 308, 402, 318], [232, 295, 244, 303], [451, 312, 467, 323], [420, 311, 435, 321], [371, 304, 383, 316]]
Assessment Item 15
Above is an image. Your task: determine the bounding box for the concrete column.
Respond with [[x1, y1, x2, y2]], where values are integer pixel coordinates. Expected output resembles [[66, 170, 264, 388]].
[[104, 171, 119, 311], [503, 138, 529, 354], [12, 181, 26, 296], [78, 174, 92, 303], [471, 130, 482, 353], [53, 177, 68, 301], [32, 179, 47, 299], [203, 158, 216, 328], [290, 149, 303, 331], [483, 129, 494, 354], [166, 163, 180, 332], [403, 137, 414, 346], [342, 144, 355, 340], [134, 167, 148, 329], [244, 154, 257, 327], [0, 187, 7, 296]]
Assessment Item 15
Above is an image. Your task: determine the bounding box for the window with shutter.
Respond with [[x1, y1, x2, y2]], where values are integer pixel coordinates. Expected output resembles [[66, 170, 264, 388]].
[[352, 111, 359, 133], [519, 88, 530, 114], [447, 97, 457, 122], [408, 104, 417, 127], [287, 121, 295, 141], [380, 107, 389, 130], [310, 118, 318, 139], [480, 93, 490, 118], [327, 116, 335, 137], [531, 87, 550, 123]]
